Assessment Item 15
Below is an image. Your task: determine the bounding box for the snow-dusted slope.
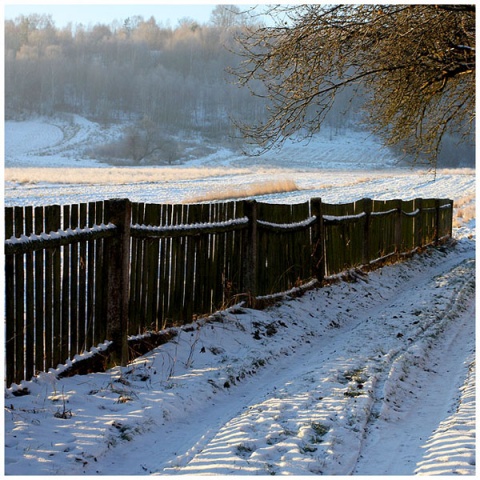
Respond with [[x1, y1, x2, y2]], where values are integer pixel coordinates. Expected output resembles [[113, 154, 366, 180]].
[[5, 115, 120, 168], [5, 116, 395, 170]]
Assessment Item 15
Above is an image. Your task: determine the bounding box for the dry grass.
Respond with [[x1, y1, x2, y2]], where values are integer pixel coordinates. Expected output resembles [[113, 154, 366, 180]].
[[453, 193, 476, 228], [4, 167, 252, 185], [186, 179, 300, 203]]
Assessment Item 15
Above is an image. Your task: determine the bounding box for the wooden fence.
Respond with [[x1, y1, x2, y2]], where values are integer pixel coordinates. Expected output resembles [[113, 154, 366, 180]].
[[4, 196, 453, 386]]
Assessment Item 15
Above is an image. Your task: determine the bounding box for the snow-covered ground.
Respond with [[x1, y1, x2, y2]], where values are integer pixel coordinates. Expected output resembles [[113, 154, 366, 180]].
[[4, 115, 475, 211], [3, 116, 476, 476]]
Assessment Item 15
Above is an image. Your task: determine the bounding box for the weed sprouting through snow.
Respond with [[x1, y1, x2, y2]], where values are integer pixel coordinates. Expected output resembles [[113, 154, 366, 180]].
[[53, 387, 73, 419]]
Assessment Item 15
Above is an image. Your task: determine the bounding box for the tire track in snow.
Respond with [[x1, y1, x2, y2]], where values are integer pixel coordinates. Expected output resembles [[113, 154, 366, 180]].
[[353, 259, 475, 475], [155, 246, 475, 475]]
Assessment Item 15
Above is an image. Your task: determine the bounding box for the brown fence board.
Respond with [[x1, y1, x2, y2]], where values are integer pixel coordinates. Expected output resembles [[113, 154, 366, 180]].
[[422, 198, 438, 245], [14, 207, 25, 381], [85, 202, 96, 351], [34, 206, 45, 375], [94, 201, 106, 345], [61, 205, 71, 363], [185, 204, 200, 320], [173, 205, 186, 322], [129, 202, 139, 332], [130, 202, 145, 334], [400, 199, 415, 253], [24, 206, 35, 380], [70, 204, 79, 356], [223, 202, 236, 304], [5, 207, 15, 386], [145, 203, 161, 331], [159, 205, 173, 329], [78, 203, 87, 353]]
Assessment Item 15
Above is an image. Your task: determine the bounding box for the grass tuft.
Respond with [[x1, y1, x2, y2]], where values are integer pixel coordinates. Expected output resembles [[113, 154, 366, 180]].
[[186, 179, 300, 203]]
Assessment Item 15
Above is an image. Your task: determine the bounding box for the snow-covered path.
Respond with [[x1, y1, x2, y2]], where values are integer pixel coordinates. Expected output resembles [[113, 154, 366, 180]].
[[7, 239, 470, 476], [153, 244, 475, 476], [353, 299, 475, 475]]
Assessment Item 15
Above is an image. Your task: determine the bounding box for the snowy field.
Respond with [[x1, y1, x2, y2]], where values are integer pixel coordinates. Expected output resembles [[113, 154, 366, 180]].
[[3, 115, 476, 476], [4, 115, 476, 211]]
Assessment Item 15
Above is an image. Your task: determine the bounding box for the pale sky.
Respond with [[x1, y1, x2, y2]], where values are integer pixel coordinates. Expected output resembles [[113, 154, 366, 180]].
[[3, 2, 255, 28]]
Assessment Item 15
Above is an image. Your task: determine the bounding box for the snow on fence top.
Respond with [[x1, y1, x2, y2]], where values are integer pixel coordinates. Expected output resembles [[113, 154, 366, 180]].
[[130, 216, 249, 238], [323, 212, 367, 223], [257, 215, 317, 232], [5, 223, 117, 255]]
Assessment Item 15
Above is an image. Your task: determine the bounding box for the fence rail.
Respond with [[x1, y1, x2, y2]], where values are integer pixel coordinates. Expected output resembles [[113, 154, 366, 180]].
[[4, 196, 453, 386]]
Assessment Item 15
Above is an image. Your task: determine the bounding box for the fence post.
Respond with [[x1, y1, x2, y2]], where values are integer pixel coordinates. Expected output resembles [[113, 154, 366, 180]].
[[448, 199, 454, 238], [434, 199, 441, 245], [394, 199, 403, 256], [311, 198, 325, 283], [414, 198, 423, 248], [104, 198, 131, 366], [242, 200, 257, 307], [362, 198, 372, 266]]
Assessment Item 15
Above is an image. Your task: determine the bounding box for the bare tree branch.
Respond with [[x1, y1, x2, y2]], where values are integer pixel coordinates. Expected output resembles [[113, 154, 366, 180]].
[[231, 4, 475, 167]]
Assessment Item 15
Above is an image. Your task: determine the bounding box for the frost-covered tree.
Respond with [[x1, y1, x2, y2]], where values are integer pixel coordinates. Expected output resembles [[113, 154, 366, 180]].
[[232, 4, 475, 167]]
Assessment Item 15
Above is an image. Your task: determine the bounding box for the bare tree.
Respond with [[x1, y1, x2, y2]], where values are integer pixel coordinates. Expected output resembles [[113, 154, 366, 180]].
[[232, 4, 475, 167], [123, 117, 180, 165], [210, 5, 245, 29]]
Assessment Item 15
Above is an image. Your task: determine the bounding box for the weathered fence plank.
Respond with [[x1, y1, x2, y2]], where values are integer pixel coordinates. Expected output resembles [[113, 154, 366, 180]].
[[24, 206, 35, 380], [70, 204, 79, 358], [311, 198, 325, 283], [94, 201, 106, 349], [5, 207, 15, 386], [78, 203, 87, 354], [14, 206, 25, 381], [85, 202, 96, 352], [130, 201, 144, 333], [242, 200, 258, 305], [146, 203, 161, 331], [34, 206, 45, 375], [61, 205, 71, 364]]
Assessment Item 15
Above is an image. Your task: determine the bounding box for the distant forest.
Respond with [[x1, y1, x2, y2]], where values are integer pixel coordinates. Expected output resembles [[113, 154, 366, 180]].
[[5, 11, 268, 137], [5, 9, 474, 167]]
